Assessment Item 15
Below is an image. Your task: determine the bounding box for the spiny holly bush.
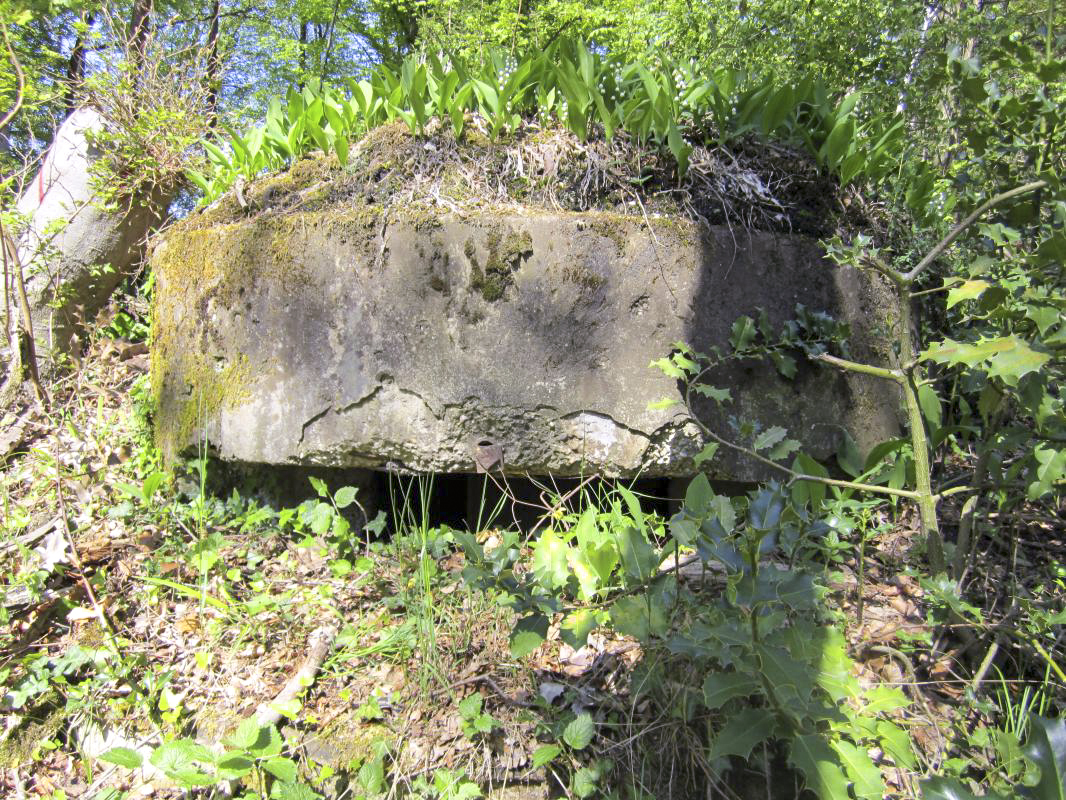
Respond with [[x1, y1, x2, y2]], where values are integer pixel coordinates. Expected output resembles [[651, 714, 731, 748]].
[[188, 39, 905, 204]]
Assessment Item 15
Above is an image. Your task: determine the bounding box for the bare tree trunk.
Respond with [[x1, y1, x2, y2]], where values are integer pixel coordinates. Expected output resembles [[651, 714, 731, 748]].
[[206, 0, 221, 128], [63, 13, 93, 116]]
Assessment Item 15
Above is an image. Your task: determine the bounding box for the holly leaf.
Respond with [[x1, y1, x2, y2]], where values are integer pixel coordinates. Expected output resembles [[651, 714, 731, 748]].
[[789, 734, 850, 800], [702, 672, 760, 709], [706, 708, 775, 760]]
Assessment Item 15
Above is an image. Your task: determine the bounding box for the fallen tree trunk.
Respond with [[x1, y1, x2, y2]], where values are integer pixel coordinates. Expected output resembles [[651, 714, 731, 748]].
[[12, 106, 174, 366]]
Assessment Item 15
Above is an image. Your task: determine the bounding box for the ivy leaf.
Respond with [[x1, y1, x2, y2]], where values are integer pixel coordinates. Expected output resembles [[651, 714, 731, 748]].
[[563, 713, 596, 750], [510, 614, 549, 659], [702, 672, 760, 709], [561, 609, 598, 649], [789, 734, 851, 800], [706, 708, 775, 760]]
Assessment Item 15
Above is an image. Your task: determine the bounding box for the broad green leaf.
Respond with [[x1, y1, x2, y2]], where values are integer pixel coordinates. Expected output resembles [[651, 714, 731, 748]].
[[610, 595, 652, 640], [308, 476, 329, 497], [531, 744, 561, 767], [1023, 715, 1066, 800], [617, 524, 658, 582], [706, 708, 775, 760], [919, 777, 995, 800], [826, 116, 857, 167], [271, 781, 323, 800], [99, 747, 142, 769], [791, 453, 829, 509], [789, 734, 851, 800], [531, 530, 571, 590], [836, 430, 863, 478], [563, 713, 596, 750], [216, 754, 255, 780], [918, 384, 943, 431], [458, 692, 482, 719], [701, 672, 760, 709], [150, 739, 215, 775], [333, 485, 357, 509], [684, 473, 715, 517], [1029, 446, 1066, 500]]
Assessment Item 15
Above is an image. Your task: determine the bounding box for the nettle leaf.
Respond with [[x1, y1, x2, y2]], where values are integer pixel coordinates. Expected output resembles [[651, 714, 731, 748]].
[[532, 744, 561, 768], [262, 757, 299, 784], [789, 734, 850, 800], [150, 739, 215, 775], [706, 708, 775, 761], [563, 713, 596, 750], [99, 747, 143, 769], [458, 692, 482, 719], [702, 672, 760, 709], [225, 715, 264, 750]]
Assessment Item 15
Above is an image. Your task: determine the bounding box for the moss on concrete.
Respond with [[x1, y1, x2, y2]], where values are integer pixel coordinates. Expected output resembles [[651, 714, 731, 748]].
[[471, 228, 533, 301]]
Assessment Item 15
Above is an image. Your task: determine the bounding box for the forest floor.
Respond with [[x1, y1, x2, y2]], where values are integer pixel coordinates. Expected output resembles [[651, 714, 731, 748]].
[[0, 321, 1063, 800]]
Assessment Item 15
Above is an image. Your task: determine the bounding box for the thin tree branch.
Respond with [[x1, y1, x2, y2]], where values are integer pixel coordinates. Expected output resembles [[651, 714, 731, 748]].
[[903, 180, 1048, 283]]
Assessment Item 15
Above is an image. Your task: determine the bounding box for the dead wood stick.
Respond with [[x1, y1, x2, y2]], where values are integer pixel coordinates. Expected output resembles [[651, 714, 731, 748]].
[[255, 623, 338, 728]]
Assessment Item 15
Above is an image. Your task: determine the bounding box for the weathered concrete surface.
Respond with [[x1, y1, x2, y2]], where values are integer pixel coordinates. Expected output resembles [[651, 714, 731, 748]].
[[152, 205, 899, 479]]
